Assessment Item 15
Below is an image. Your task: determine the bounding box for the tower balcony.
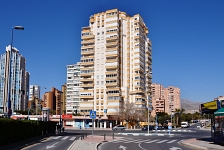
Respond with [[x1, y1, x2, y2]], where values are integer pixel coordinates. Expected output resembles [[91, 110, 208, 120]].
[[106, 41, 118, 47], [105, 62, 118, 69], [106, 58, 118, 63], [80, 83, 94, 88], [80, 77, 94, 82], [106, 51, 118, 58]]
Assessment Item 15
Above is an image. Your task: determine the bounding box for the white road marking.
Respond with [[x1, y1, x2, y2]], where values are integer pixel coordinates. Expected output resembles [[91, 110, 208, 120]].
[[156, 140, 168, 143], [62, 136, 69, 140], [167, 139, 177, 143], [52, 136, 62, 139], [69, 136, 76, 140]]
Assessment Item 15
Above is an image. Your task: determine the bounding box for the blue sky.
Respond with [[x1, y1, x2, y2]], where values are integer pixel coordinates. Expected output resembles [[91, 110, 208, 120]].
[[1, 0, 224, 103]]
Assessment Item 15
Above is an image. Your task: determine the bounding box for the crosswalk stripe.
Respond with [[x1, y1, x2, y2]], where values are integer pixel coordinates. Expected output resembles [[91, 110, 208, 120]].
[[52, 136, 62, 139], [167, 139, 177, 143], [110, 138, 179, 144], [145, 139, 160, 143], [156, 140, 168, 143], [70, 137, 76, 140], [62, 136, 69, 140]]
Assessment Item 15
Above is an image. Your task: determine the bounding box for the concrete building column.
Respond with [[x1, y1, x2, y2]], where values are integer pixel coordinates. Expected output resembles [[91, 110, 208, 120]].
[[82, 119, 85, 128], [100, 122, 102, 128], [104, 121, 106, 128], [94, 121, 96, 128]]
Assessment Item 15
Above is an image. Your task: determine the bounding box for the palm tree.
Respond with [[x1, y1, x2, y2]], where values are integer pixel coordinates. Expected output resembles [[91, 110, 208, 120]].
[[175, 108, 185, 125], [175, 109, 181, 125]]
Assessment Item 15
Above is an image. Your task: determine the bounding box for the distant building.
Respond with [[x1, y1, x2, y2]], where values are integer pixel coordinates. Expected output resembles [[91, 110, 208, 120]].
[[0, 45, 29, 113], [66, 63, 80, 115], [61, 84, 67, 114], [151, 83, 181, 116], [151, 83, 165, 116], [29, 84, 40, 100], [42, 87, 63, 115], [164, 86, 181, 115]]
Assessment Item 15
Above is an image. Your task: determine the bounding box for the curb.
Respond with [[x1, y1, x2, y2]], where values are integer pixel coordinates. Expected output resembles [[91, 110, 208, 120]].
[[178, 141, 208, 150]]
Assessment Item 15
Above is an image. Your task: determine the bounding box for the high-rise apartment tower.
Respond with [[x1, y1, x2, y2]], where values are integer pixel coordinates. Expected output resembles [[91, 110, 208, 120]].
[[79, 9, 152, 117], [0, 45, 29, 113], [66, 63, 81, 114]]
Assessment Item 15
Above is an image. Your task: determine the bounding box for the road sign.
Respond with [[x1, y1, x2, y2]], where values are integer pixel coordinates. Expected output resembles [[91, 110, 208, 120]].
[[89, 110, 96, 119]]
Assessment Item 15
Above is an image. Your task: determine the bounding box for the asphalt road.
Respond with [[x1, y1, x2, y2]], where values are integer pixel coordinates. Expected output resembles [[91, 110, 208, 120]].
[[22, 132, 80, 150], [97, 124, 211, 150], [21, 124, 211, 150]]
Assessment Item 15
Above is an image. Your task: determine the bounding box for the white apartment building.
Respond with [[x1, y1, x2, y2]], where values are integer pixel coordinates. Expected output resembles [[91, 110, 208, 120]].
[[29, 84, 40, 100], [0, 45, 30, 113], [66, 63, 81, 114], [79, 9, 152, 117]]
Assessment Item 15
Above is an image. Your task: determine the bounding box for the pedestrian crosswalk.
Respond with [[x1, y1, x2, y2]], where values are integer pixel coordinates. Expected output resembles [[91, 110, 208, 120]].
[[109, 138, 179, 144], [51, 136, 77, 141]]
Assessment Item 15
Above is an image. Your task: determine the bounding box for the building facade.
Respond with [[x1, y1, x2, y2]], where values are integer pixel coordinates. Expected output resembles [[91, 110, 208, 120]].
[[66, 63, 81, 115], [0, 45, 29, 113], [164, 86, 181, 115], [151, 83, 181, 116], [151, 83, 165, 116], [42, 87, 63, 115], [79, 9, 152, 117], [29, 84, 40, 100], [61, 84, 67, 114]]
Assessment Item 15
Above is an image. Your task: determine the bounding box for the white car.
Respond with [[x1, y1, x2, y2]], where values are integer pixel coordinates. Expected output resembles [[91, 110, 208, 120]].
[[112, 125, 126, 131], [181, 122, 189, 128]]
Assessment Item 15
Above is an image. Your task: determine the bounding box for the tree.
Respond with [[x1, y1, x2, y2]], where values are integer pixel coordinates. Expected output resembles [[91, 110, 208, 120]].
[[175, 108, 185, 125], [121, 101, 148, 127], [157, 112, 170, 126]]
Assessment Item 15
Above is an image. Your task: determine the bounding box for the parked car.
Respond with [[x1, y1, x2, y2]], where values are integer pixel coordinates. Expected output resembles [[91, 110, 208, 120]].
[[155, 126, 165, 130], [141, 125, 154, 131], [112, 125, 126, 131]]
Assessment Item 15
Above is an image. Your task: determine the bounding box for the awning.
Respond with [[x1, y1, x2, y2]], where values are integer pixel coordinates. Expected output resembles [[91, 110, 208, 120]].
[[214, 108, 224, 116]]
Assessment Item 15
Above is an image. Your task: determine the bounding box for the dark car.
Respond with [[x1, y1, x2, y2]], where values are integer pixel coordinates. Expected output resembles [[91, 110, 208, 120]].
[[155, 126, 165, 130], [112, 125, 126, 131], [141, 125, 154, 131]]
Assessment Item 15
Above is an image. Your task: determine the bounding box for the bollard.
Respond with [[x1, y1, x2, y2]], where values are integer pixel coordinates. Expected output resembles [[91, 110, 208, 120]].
[[86, 132, 87, 138], [83, 132, 84, 139], [113, 132, 114, 139], [104, 133, 106, 141]]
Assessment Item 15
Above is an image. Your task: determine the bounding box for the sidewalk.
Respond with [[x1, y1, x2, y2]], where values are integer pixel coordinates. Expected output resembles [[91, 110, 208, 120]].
[[179, 138, 224, 150], [68, 135, 122, 150]]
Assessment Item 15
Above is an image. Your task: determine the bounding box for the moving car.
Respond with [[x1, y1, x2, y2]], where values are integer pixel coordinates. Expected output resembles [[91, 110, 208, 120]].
[[181, 122, 189, 128], [112, 125, 126, 131]]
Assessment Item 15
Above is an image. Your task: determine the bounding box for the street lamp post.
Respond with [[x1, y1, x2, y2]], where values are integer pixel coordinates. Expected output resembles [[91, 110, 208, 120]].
[[7, 26, 24, 118]]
